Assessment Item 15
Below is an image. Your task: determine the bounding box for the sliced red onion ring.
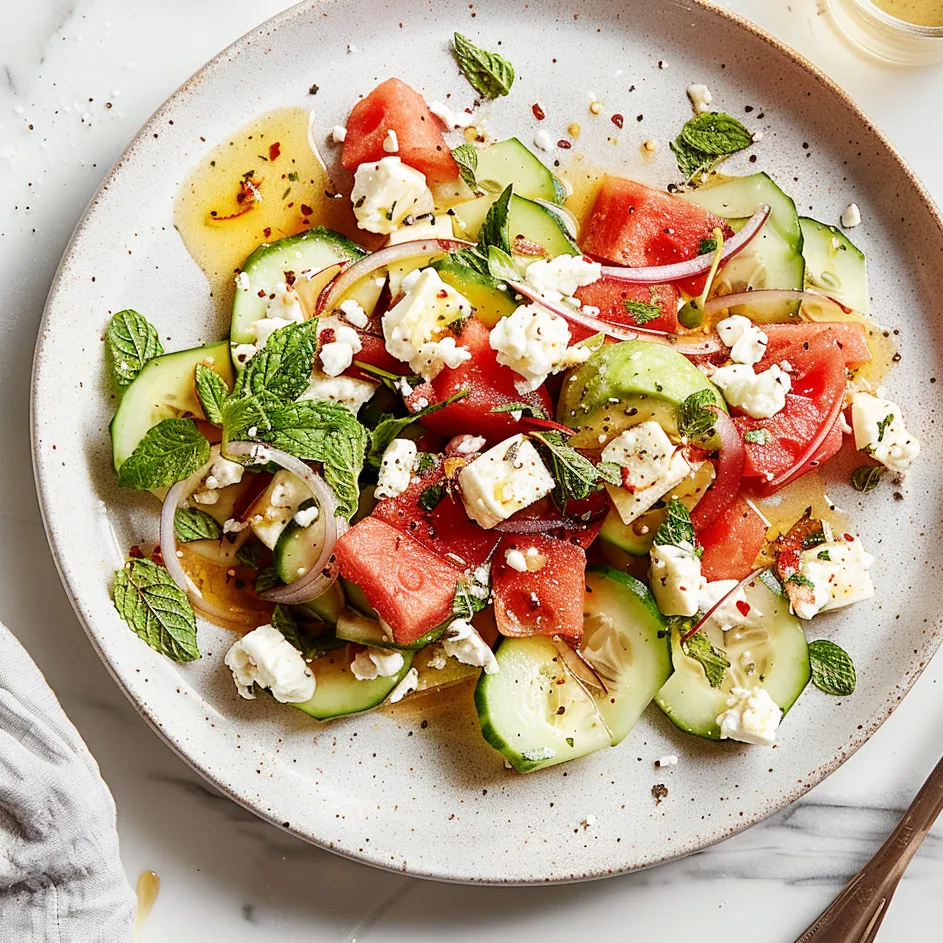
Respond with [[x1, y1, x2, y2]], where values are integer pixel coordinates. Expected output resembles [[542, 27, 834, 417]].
[[703, 288, 851, 320], [224, 442, 347, 604], [506, 280, 723, 356], [317, 237, 475, 315], [691, 408, 745, 534], [681, 567, 766, 644], [598, 204, 769, 285]]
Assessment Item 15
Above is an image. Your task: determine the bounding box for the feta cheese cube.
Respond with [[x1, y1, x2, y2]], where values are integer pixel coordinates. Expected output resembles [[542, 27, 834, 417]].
[[687, 84, 712, 113], [351, 156, 434, 235], [716, 685, 782, 746], [299, 371, 378, 413], [601, 421, 694, 525], [331, 125, 347, 143], [697, 579, 758, 630], [375, 438, 418, 500], [649, 543, 705, 618], [387, 666, 420, 703], [224, 623, 315, 703], [458, 434, 555, 529], [712, 363, 791, 419], [350, 648, 405, 681], [716, 315, 769, 366], [851, 392, 920, 472], [336, 298, 369, 328], [382, 268, 473, 379], [442, 619, 499, 674], [489, 304, 590, 394], [522, 255, 602, 304], [785, 533, 875, 620], [293, 505, 320, 529]]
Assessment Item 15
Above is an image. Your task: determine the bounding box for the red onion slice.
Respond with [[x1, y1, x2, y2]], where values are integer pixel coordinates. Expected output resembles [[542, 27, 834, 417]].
[[317, 237, 475, 314], [506, 280, 723, 357], [690, 408, 745, 534], [703, 288, 851, 320], [599, 205, 770, 285], [493, 504, 608, 535], [224, 442, 347, 604], [681, 567, 766, 644]]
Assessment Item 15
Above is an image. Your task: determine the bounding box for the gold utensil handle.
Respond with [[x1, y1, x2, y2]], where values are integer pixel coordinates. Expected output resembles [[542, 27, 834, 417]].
[[794, 755, 943, 943]]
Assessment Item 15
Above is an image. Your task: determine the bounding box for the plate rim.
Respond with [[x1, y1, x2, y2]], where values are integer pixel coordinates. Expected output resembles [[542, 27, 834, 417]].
[[29, 0, 943, 884]]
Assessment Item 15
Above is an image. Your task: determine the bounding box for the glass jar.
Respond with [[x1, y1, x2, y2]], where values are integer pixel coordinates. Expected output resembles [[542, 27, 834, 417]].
[[828, 0, 943, 64]]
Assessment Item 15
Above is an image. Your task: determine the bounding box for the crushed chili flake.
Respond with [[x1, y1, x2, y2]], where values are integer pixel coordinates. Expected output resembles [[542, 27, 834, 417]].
[[150, 547, 165, 567], [319, 327, 336, 345], [652, 783, 669, 805], [263, 227, 272, 238], [532, 103, 546, 120], [611, 114, 624, 129], [557, 139, 572, 149], [300, 203, 314, 216], [128, 545, 145, 559], [843, 533, 855, 542], [736, 600, 751, 617]]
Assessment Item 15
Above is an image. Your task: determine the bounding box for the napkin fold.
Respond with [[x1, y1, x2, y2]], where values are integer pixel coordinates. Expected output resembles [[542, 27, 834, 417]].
[[0, 623, 135, 942]]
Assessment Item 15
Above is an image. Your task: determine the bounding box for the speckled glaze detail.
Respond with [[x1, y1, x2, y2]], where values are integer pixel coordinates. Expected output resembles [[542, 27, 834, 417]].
[[30, 0, 943, 884]]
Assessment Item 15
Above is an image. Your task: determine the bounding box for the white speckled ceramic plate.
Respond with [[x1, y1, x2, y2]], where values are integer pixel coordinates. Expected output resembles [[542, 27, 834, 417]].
[[31, 0, 943, 883]]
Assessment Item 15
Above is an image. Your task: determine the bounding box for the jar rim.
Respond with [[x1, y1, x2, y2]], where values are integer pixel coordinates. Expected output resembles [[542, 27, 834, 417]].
[[850, 0, 943, 36]]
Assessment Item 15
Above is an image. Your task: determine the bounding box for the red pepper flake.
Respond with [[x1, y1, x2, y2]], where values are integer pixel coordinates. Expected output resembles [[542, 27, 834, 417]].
[[621, 468, 638, 493], [436, 289, 449, 298], [263, 227, 272, 238], [611, 114, 624, 129], [128, 545, 144, 559], [300, 204, 313, 217], [319, 327, 336, 345], [532, 103, 546, 120], [268, 142, 281, 162], [150, 547, 165, 567], [843, 533, 855, 542], [557, 139, 572, 149], [736, 600, 751, 617]]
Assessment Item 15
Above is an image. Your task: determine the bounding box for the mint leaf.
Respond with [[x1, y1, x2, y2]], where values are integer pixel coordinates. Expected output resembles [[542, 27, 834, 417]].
[[744, 428, 771, 445], [452, 143, 481, 194], [679, 112, 753, 156], [653, 498, 698, 552], [453, 569, 490, 621], [786, 572, 815, 589], [698, 237, 718, 255], [530, 429, 620, 510], [221, 393, 270, 450], [415, 451, 438, 475], [670, 139, 714, 184], [677, 389, 720, 441], [233, 319, 318, 407], [113, 559, 199, 662], [809, 639, 857, 696], [624, 298, 662, 326], [367, 391, 469, 467], [235, 541, 259, 567], [266, 399, 368, 519], [490, 401, 548, 420], [479, 184, 513, 255], [106, 309, 164, 390], [487, 245, 519, 283], [852, 464, 884, 493], [271, 604, 333, 659], [116, 418, 210, 490], [418, 483, 444, 511], [681, 630, 729, 688], [255, 566, 281, 593], [446, 246, 491, 278], [195, 363, 229, 426], [452, 33, 515, 99], [875, 413, 893, 443], [174, 507, 223, 542]]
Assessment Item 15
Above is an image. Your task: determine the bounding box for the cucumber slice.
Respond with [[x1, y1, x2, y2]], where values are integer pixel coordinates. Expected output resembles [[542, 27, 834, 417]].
[[434, 256, 518, 328], [686, 173, 805, 319], [475, 635, 612, 772], [231, 227, 366, 348], [291, 643, 414, 720], [110, 340, 233, 472], [451, 194, 579, 259], [474, 138, 566, 204], [581, 567, 673, 744], [297, 582, 345, 626], [799, 217, 869, 314], [655, 575, 811, 740], [599, 462, 715, 556], [339, 578, 376, 618], [413, 644, 479, 693], [273, 499, 325, 583], [248, 470, 311, 550], [335, 607, 448, 651]]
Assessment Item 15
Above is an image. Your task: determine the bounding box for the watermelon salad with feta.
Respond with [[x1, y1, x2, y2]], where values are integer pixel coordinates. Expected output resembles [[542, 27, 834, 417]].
[[106, 36, 921, 772]]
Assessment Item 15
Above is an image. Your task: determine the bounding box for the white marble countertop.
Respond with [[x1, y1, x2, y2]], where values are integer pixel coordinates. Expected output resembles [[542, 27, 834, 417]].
[[1, 0, 941, 939]]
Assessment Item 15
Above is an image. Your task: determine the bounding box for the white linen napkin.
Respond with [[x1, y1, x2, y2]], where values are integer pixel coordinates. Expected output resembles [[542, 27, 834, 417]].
[[0, 622, 135, 942]]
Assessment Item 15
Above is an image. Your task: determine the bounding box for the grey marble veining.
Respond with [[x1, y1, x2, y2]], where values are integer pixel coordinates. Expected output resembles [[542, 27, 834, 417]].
[[1, 0, 942, 939]]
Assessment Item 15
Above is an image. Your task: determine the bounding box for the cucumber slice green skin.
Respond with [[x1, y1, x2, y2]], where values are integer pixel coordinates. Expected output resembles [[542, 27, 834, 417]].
[[110, 340, 233, 472], [475, 567, 674, 772], [474, 137, 566, 204], [655, 576, 811, 741], [296, 582, 346, 626], [434, 256, 519, 328], [799, 217, 869, 314], [273, 499, 327, 587], [291, 643, 414, 720], [335, 607, 449, 652], [230, 227, 365, 347]]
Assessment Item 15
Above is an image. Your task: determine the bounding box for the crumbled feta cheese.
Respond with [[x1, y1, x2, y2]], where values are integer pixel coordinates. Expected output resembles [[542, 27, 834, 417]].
[[331, 125, 347, 143], [232, 344, 257, 367], [841, 202, 861, 229], [375, 438, 418, 500], [716, 686, 782, 746], [252, 316, 296, 350], [505, 548, 528, 572], [712, 363, 791, 419], [293, 505, 320, 528], [442, 619, 499, 674], [382, 268, 473, 379], [851, 392, 920, 472], [751, 130, 764, 143], [600, 421, 694, 525], [350, 648, 405, 681], [300, 371, 378, 413], [387, 667, 420, 703], [427, 646, 449, 670], [224, 624, 315, 704], [523, 255, 602, 304], [649, 542, 705, 618], [235, 271, 251, 291], [448, 433, 487, 455], [386, 213, 454, 246], [534, 129, 554, 151], [524, 546, 546, 571], [687, 84, 712, 113], [430, 100, 475, 128], [458, 434, 555, 529], [716, 315, 769, 366], [350, 156, 434, 235], [785, 534, 875, 620], [204, 456, 245, 491], [315, 314, 363, 377], [489, 304, 590, 394], [382, 129, 399, 153], [655, 755, 679, 768], [697, 580, 757, 630], [222, 518, 248, 535], [337, 298, 369, 328], [265, 281, 305, 323]]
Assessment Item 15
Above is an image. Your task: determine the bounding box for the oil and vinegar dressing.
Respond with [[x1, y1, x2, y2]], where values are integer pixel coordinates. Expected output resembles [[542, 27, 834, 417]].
[[872, 0, 943, 26], [135, 870, 160, 931]]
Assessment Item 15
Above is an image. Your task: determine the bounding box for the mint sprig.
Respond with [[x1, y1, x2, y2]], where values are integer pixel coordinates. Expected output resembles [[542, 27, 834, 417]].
[[452, 143, 481, 194], [452, 33, 515, 99], [671, 111, 753, 183], [681, 629, 729, 688], [529, 429, 621, 511], [677, 389, 720, 441], [106, 310, 164, 390], [653, 499, 699, 553], [367, 391, 469, 468], [809, 639, 857, 696], [116, 418, 210, 490], [195, 363, 229, 426], [174, 507, 223, 542]]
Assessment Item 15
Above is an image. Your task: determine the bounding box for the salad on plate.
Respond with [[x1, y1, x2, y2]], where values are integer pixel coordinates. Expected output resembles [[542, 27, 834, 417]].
[[106, 34, 920, 773]]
